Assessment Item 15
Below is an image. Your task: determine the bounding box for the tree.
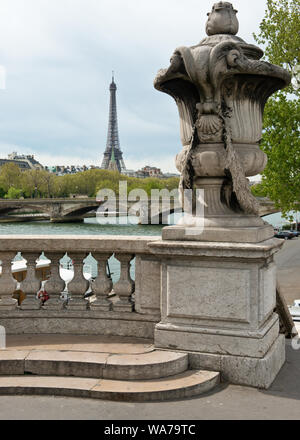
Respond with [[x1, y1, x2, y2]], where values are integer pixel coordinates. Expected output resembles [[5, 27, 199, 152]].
[[0, 163, 21, 192], [5, 187, 23, 199], [40, 170, 56, 198], [253, 0, 300, 215], [20, 169, 47, 198]]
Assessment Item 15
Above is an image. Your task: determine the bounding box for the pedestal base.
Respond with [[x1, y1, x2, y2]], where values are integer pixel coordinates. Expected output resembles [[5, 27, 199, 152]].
[[188, 334, 285, 389], [43, 298, 63, 311], [67, 297, 87, 311], [0, 299, 18, 311], [163, 224, 274, 243], [90, 300, 112, 312], [165, 177, 274, 243], [149, 237, 285, 389], [113, 301, 134, 313], [155, 314, 280, 358]]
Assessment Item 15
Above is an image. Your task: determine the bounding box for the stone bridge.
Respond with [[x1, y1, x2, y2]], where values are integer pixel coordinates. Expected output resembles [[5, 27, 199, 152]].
[[0, 197, 280, 224], [0, 198, 103, 223]]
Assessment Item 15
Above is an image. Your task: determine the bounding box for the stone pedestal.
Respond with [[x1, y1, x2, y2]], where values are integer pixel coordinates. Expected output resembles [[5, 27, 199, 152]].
[[162, 178, 274, 243], [152, 0, 291, 390], [149, 237, 285, 389]]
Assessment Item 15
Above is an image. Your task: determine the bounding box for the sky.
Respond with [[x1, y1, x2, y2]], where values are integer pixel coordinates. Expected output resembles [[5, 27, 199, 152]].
[[0, 0, 268, 173]]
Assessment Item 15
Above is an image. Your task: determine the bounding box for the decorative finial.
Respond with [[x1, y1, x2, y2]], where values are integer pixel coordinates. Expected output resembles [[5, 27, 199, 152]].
[[112, 71, 115, 82], [206, 2, 239, 36]]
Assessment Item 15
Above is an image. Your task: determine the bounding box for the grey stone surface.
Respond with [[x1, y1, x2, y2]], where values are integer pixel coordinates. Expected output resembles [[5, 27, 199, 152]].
[[135, 255, 161, 316], [220, 334, 286, 389], [0, 311, 159, 339], [162, 224, 274, 243], [15, 350, 189, 381], [0, 341, 298, 420], [0, 351, 30, 376], [166, 264, 251, 322], [0, 235, 160, 254], [151, 236, 285, 387], [188, 334, 286, 389], [0, 370, 220, 402], [103, 351, 188, 380], [155, 315, 279, 358], [275, 238, 300, 305], [0, 9, 292, 395], [154, 2, 290, 241], [149, 237, 284, 260]]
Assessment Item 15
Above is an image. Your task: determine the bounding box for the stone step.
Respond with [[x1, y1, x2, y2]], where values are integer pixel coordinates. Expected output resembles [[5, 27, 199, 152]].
[[0, 349, 189, 380], [0, 370, 220, 401]]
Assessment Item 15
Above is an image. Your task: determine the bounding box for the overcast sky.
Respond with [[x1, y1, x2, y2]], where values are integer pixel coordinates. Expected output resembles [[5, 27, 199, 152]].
[[0, 0, 268, 173]]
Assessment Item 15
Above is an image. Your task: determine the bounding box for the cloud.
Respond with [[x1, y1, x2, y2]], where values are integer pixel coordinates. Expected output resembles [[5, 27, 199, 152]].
[[0, 0, 268, 172]]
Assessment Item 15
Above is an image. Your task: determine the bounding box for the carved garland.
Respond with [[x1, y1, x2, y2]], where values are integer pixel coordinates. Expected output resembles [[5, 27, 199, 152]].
[[179, 107, 259, 215]]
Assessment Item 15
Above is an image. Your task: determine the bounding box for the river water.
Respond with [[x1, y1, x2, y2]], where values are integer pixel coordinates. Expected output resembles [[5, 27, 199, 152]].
[[0, 212, 297, 283], [0, 217, 164, 283]]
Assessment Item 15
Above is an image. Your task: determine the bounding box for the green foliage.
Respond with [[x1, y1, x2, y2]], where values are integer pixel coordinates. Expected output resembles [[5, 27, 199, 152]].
[[253, 0, 300, 216], [251, 183, 268, 197], [0, 163, 21, 191], [0, 164, 180, 200], [259, 96, 300, 213], [253, 0, 300, 93], [20, 169, 47, 198], [0, 187, 6, 198], [95, 173, 179, 197], [5, 187, 23, 199]]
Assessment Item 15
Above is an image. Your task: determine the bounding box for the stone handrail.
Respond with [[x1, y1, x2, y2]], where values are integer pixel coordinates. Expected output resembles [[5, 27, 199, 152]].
[[0, 235, 160, 316]]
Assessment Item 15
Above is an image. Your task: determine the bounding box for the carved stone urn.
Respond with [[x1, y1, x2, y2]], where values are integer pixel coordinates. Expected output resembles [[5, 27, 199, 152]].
[[154, 1, 291, 242]]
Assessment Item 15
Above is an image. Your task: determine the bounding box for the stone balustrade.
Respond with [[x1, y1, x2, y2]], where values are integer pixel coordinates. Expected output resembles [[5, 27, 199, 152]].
[[0, 235, 161, 338]]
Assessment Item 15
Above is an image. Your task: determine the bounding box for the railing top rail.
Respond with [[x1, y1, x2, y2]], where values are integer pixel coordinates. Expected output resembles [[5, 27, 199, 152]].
[[0, 235, 160, 254]]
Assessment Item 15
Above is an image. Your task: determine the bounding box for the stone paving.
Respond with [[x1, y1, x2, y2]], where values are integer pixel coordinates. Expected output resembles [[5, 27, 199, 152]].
[[0, 334, 219, 402], [0, 238, 299, 419], [0, 339, 299, 420], [275, 238, 300, 305]]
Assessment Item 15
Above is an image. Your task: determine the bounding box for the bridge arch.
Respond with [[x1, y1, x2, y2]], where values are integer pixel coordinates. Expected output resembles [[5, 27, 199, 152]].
[[61, 204, 102, 218], [0, 203, 52, 216]]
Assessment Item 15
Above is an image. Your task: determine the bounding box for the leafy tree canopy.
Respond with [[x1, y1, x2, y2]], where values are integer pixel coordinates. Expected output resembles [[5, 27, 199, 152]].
[[0, 165, 180, 200], [253, 0, 300, 216], [5, 187, 23, 200]]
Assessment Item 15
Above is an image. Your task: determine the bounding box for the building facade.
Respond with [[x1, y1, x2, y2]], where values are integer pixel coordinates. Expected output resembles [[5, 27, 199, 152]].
[[0, 152, 43, 171]]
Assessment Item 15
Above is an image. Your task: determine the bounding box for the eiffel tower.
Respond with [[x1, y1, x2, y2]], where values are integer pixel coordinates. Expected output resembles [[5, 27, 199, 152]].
[[101, 74, 126, 173]]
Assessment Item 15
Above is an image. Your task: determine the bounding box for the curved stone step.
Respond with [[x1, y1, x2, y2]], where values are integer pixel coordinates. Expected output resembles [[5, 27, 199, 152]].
[[0, 349, 189, 380], [0, 370, 220, 401]]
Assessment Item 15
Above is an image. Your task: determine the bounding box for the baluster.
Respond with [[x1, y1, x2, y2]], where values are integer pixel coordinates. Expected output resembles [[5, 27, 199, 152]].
[[0, 252, 17, 310], [43, 252, 65, 310], [90, 253, 113, 311], [67, 252, 89, 310], [113, 253, 135, 312], [20, 253, 41, 310]]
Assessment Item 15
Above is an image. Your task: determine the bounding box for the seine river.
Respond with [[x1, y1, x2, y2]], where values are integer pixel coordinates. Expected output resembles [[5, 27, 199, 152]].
[[0, 217, 164, 282], [0, 212, 297, 282], [0, 211, 294, 236]]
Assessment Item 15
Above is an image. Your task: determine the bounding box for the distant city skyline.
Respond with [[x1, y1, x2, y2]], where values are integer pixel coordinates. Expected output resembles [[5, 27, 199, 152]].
[[0, 0, 268, 173]]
